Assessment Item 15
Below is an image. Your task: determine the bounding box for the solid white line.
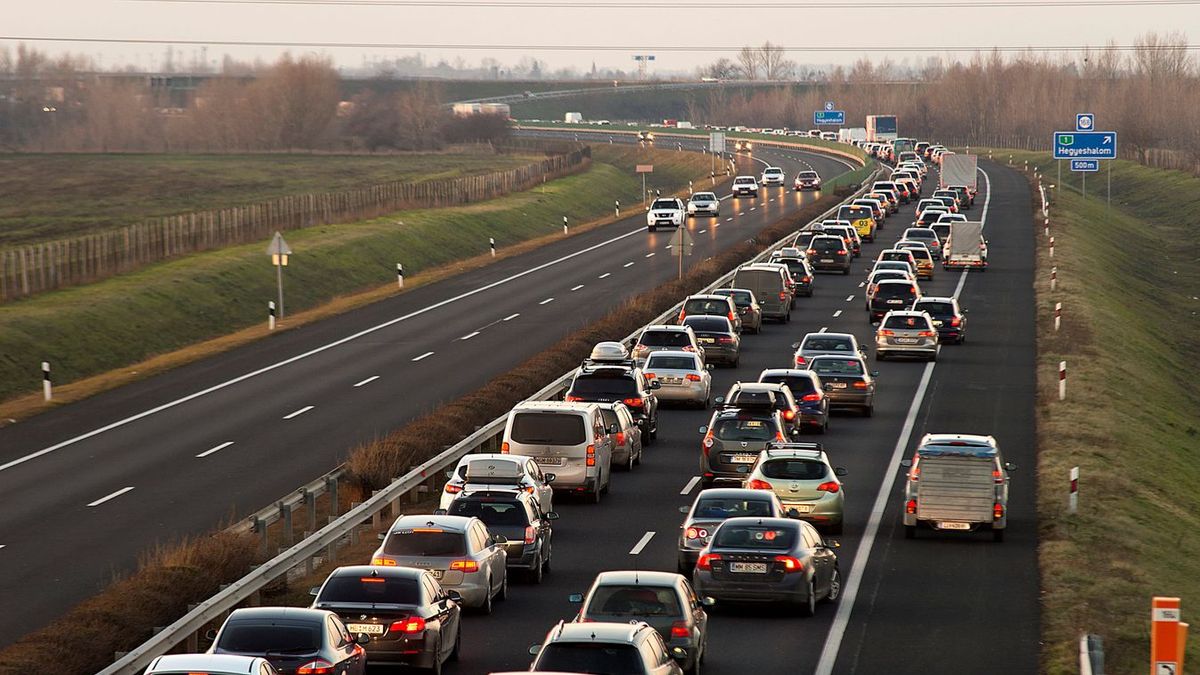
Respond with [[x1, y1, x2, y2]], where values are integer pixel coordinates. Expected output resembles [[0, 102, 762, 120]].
[[570, 284, 584, 291], [283, 405, 315, 419], [539, 297, 555, 305], [460, 331, 480, 340], [598, 273, 611, 279], [196, 441, 234, 458], [845, 295, 855, 302], [646, 252, 655, 258], [815, 362, 936, 674], [624, 262, 635, 268], [353, 375, 380, 387], [680, 476, 702, 495], [411, 351, 435, 362], [0, 221, 657, 475], [750, 207, 757, 211], [629, 531, 656, 555], [87, 486, 135, 507], [833, 310, 843, 318], [503, 313, 520, 321]]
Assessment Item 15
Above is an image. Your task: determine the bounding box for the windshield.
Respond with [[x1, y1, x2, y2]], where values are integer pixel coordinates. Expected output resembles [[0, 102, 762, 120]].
[[810, 359, 865, 376], [639, 330, 692, 347], [715, 290, 753, 306], [693, 497, 775, 518], [712, 524, 796, 550], [536, 643, 643, 673], [318, 575, 420, 605], [448, 499, 529, 527], [383, 530, 466, 557], [510, 412, 587, 445], [217, 622, 321, 653], [798, 171, 818, 179], [651, 199, 677, 210], [802, 336, 853, 352], [586, 585, 681, 617], [765, 168, 783, 175], [646, 355, 697, 370], [875, 283, 917, 300], [735, 177, 754, 184], [762, 459, 828, 480], [712, 418, 776, 441], [811, 238, 844, 253], [760, 374, 817, 395], [691, 193, 716, 202]]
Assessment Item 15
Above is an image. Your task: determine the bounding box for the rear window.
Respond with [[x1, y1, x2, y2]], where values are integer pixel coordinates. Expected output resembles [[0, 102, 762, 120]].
[[639, 330, 692, 347], [684, 316, 731, 333], [905, 247, 932, 260], [685, 299, 731, 316], [802, 336, 853, 352], [838, 206, 872, 221], [536, 643, 643, 672], [884, 314, 932, 330], [384, 530, 467, 557], [809, 359, 864, 376], [693, 497, 775, 518], [715, 290, 753, 306], [318, 575, 420, 605], [448, 499, 530, 527], [510, 412, 587, 445], [645, 355, 697, 370], [570, 373, 639, 397], [586, 585, 681, 617], [217, 621, 321, 653], [875, 283, 917, 300], [880, 251, 912, 262], [762, 459, 828, 480], [712, 524, 796, 550], [810, 238, 844, 253], [798, 171, 818, 179], [712, 418, 776, 441], [760, 374, 817, 395], [915, 302, 954, 318]]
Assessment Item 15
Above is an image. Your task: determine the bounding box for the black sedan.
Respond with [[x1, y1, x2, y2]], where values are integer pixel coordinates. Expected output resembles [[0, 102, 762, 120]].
[[209, 606, 367, 675]]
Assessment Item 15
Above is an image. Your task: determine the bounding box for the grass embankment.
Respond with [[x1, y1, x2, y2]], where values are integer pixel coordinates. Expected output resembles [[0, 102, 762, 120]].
[[0, 145, 712, 408], [994, 150, 1200, 672], [0, 190, 846, 675]]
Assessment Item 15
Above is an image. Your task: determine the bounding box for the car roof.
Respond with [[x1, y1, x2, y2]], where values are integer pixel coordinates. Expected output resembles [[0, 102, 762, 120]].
[[389, 514, 474, 532], [686, 294, 730, 302], [915, 296, 955, 304], [760, 368, 815, 377], [719, 516, 798, 529], [694, 487, 779, 500], [917, 433, 999, 458], [807, 353, 865, 364], [512, 401, 597, 413], [645, 349, 699, 360], [731, 382, 786, 394], [642, 324, 691, 333], [326, 564, 426, 580], [885, 310, 930, 318], [148, 654, 272, 674], [550, 621, 654, 644], [804, 331, 854, 341], [761, 447, 824, 461], [593, 570, 683, 587], [226, 607, 331, 622]]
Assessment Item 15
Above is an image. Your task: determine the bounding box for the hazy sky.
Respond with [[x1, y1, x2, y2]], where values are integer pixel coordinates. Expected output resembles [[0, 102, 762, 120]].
[[3, 0, 1196, 74]]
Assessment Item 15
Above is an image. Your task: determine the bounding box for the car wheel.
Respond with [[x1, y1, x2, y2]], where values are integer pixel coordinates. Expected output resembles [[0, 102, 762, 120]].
[[677, 560, 691, 575], [825, 568, 842, 604], [530, 555, 544, 584], [959, 334, 967, 344], [799, 580, 817, 617], [993, 528, 1005, 542], [732, 357, 740, 368], [622, 450, 634, 472], [927, 352, 937, 362], [634, 444, 643, 465], [543, 546, 553, 572], [429, 638, 443, 675], [648, 225, 656, 232], [480, 580, 494, 615], [876, 352, 887, 361], [590, 486, 602, 504], [826, 521, 843, 536], [842, 267, 850, 275], [689, 652, 702, 675], [904, 525, 916, 539]]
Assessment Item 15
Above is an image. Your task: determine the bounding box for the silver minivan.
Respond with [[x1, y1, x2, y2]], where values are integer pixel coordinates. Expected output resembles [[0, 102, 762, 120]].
[[502, 402, 614, 503], [732, 264, 792, 323]]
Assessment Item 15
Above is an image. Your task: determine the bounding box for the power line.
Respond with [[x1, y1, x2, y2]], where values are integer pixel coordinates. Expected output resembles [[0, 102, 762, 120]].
[[122, 0, 1200, 7], [3, 36, 1199, 52]]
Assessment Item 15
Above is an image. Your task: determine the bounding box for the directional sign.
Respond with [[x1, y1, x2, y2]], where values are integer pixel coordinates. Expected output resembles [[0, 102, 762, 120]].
[[635, 164, 654, 173], [708, 132, 725, 153], [266, 231, 292, 266], [668, 227, 694, 257], [1053, 131, 1117, 160], [814, 110, 845, 126], [1070, 159, 1100, 172], [1076, 113, 1094, 131]]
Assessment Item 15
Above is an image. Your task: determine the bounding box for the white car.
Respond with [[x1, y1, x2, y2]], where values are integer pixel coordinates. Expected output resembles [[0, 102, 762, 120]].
[[687, 192, 721, 217], [760, 167, 786, 187], [731, 175, 759, 197], [642, 350, 711, 408], [647, 197, 685, 231], [440, 453, 556, 511]]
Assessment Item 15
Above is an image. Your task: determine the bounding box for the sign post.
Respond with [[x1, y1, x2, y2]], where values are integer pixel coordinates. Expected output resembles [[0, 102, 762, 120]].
[[1151, 597, 1185, 675], [636, 164, 654, 205], [668, 227, 694, 280], [708, 132, 724, 187], [266, 232, 292, 319]]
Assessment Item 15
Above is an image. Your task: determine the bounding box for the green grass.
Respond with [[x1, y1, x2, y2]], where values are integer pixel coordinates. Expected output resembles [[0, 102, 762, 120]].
[[0, 151, 540, 246], [985, 150, 1200, 673], [0, 145, 713, 403]]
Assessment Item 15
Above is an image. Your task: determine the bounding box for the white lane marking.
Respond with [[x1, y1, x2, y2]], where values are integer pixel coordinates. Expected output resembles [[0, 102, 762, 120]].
[[738, 212, 745, 216], [196, 441, 234, 458], [571, 284, 585, 291], [0, 221, 657, 475], [87, 486, 135, 507], [412, 351, 435, 362], [283, 405, 315, 419], [539, 297, 555, 305], [460, 331, 480, 340], [646, 252, 655, 258], [858, 281, 866, 288], [698, 229, 707, 234], [819, 326, 828, 332], [503, 313, 520, 321], [629, 531, 656, 555], [815, 361, 936, 674], [833, 310, 843, 318], [624, 262, 635, 268], [845, 295, 855, 302], [0, 545, 5, 550], [750, 207, 757, 211], [725, 218, 733, 222], [768, 198, 775, 203], [598, 273, 612, 279], [353, 375, 380, 387], [680, 476, 702, 495]]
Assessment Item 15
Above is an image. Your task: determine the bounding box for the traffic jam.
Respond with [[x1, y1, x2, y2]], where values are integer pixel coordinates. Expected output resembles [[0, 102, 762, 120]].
[[143, 139, 1018, 675]]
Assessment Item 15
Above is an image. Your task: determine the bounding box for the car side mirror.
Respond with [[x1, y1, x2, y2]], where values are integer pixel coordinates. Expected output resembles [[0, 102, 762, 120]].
[[679, 505, 691, 514], [706, 364, 714, 371], [445, 470, 455, 479], [567, 593, 584, 603], [900, 459, 913, 468], [1004, 462, 1018, 472], [546, 511, 560, 520], [650, 380, 662, 390], [309, 586, 321, 597], [609, 423, 620, 434], [491, 534, 508, 545], [205, 628, 218, 641], [834, 467, 848, 477], [529, 645, 543, 656], [544, 472, 556, 483], [713, 396, 725, 406], [825, 539, 842, 549], [871, 371, 880, 377], [698, 425, 709, 434], [356, 633, 371, 646], [433, 508, 448, 516], [963, 308, 970, 314], [700, 596, 717, 607], [377, 533, 387, 541]]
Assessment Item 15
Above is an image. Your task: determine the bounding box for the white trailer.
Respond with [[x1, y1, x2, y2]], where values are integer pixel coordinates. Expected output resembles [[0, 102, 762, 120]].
[[939, 154, 978, 194], [943, 221, 987, 271], [838, 127, 867, 144], [564, 112, 583, 123]]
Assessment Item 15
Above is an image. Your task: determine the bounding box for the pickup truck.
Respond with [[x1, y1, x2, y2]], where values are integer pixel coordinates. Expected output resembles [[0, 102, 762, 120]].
[[943, 221, 988, 270], [902, 434, 1015, 541], [646, 197, 685, 231]]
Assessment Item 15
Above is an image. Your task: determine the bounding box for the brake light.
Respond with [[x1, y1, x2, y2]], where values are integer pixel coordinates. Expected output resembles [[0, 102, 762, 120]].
[[696, 553, 721, 570], [950, 317, 961, 327], [525, 525, 537, 544], [566, 395, 584, 402], [728, 311, 736, 322], [359, 577, 386, 583], [783, 409, 795, 420], [686, 373, 702, 382], [671, 621, 691, 639], [817, 481, 840, 493], [779, 291, 787, 301], [909, 463, 921, 480], [678, 311, 687, 322], [775, 431, 786, 442], [682, 346, 696, 352], [701, 433, 714, 454], [879, 329, 895, 336], [775, 555, 804, 573], [918, 330, 936, 337], [444, 484, 463, 494], [993, 468, 1004, 484], [852, 381, 868, 389], [685, 527, 709, 540], [297, 660, 335, 674], [795, 355, 806, 366], [806, 249, 817, 256], [718, 336, 734, 344], [500, 441, 510, 454], [994, 503, 1005, 520], [644, 372, 657, 380], [616, 431, 625, 446], [371, 556, 397, 566], [801, 276, 811, 283], [623, 397, 644, 408], [450, 560, 479, 573], [586, 443, 596, 467], [837, 250, 847, 255], [801, 392, 822, 402], [906, 499, 917, 514], [389, 617, 427, 634]]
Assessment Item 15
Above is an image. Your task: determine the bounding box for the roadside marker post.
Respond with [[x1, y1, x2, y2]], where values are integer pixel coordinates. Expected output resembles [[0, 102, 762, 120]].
[[1150, 597, 1185, 675], [689, 180, 693, 194], [1050, 236, 1055, 258], [396, 263, 404, 289], [1055, 302, 1062, 332], [268, 301, 276, 331], [1068, 466, 1078, 514], [615, 200, 620, 217], [1059, 361, 1067, 401], [1051, 266, 1058, 292], [563, 216, 568, 235], [489, 237, 496, 257], [42, 361, 51, 402]]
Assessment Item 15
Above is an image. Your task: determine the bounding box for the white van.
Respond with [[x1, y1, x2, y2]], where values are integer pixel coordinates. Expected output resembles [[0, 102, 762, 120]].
[[502, 402, 614, 503]]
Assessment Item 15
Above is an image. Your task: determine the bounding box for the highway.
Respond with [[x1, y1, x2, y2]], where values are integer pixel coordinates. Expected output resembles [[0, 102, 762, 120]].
[[439, 156, 1039, 674], [0, 134, 854, 646]]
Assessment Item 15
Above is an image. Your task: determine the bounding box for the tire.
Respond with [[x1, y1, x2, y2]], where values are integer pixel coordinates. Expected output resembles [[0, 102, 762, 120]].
[[480, 580, 494, 615], [732, 357, 740, 368], [530, 555, 544, 584], [590, 486, 602, 504], [799, 580, 817, 617], [815, 422, 827, 435], [825, 568, 842, 604], [677, 560, 691, 576], [842, 267, 850, 275], [543, 545, 553, 572], [904, 525, 916, 539], [876, 351, 887, 361], [648, 225, 656, 232], [700, 478, 714, 490], [429, 638, 443, 675], [993, 528, 1005, 542], [826, 521, 843, 536], [621, 449, 634, 472], [927, 352, 937, 363], [634, 444, 643, 465]]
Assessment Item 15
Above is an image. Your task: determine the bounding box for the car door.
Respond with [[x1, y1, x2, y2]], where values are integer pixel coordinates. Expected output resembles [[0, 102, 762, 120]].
[[425, 574, 458, 662], [803, 524, 834, 598], [526, 459, 554, 510], [683, 579, 708, 643], [481, 523, 506, 591], [619, 406, 642, 456], [593, 411, 613, 488], [328, 615, 365, 675]]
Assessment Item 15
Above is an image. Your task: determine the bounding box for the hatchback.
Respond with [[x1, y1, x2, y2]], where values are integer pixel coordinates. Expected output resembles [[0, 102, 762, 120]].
[[876, 310, 940, 361], [807, 355, 876, 416], [772, 256, 814, 298], [806, 235, 852, 274], [644, 350, 711, 408], [633, 325, 703, 365], [895, 242, 935, 279], [791, 332, 866, 369], [440, 453, 555, 511], [914, 207, 949, 228], [530, 621, 686, 674], [144, 655, 279, 675], [598, 401, 645, 470], [711, 288, 762, 334], [758, 369, 829, 433], [744, 444, 847, 534], [698, 406, 791, 488], [676, 488, 785, 573], [912, 296, 968, 344], [208, 607, 366, 675], [566, 363, 660, 443], [865, 270, 916, 310], [902, 227, 943, 260], [682, 315, 740, 367], [875, 248, 918, 270], [445, 489, 557, 582], [715, 382, 802, 436], [821, 224, 861, 258]]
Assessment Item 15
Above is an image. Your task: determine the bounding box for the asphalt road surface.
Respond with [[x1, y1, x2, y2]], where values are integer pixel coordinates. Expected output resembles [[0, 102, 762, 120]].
[[0, 134, 855, 647]]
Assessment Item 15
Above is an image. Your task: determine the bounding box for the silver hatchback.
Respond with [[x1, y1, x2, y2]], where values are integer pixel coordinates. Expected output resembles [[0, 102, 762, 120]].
[[876, 310, 940, 361]]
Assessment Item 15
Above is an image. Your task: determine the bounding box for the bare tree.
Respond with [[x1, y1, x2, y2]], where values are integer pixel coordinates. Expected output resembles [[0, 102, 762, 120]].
[[702, 57, 739, 80], [759, 42, 795, 80], [737, 47, 761, 80]]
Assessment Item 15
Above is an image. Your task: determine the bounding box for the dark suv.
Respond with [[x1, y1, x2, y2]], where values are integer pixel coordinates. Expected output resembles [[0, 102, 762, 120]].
[[806, 235, 852, 275], [699, 392, 792, 489], [445, 489, 558, 583], [912, 296, 968, 344], [567, 363, 660, 443], [868, 278, 920, 323], [716, 382, 802, 436]]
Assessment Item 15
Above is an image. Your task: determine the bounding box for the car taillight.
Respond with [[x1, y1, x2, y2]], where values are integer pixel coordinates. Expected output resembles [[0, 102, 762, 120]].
[[718, 336, 734, 344], [450, 559, 479, 573], [696, 553, 720, 570], [728, 311, 736, 322], [918, 330, 936, 337], [643, 372, 657, 380], [906, 499, 918, 514], [783, 409, 795, 420], [623, 397, 644, 408], [993, 503, 1005, 520], [950, 317, 962, 327], [679, 311, 687, 322], [747, 479, 772, 490], [524, 525, 537, 544], [586, 443, 596, 466], [500, 441, 510, 454], [686, 373, 702, 382], [774, 431, 786, 442], [807, 249, 817, 256], [565, 394, 584, 402], [993, 469, 1005, 484], [389, 616, 427, 634], [837, 250, 847, 255], [616, 431, 626, 446], [682, 345, 696, 352], [795, 355, 806, 366], [779, 291, 787, 300], [879, 329, 895, 336], [774, 555, 804, 573], [852, 381, 869, 389], [801, 276, 811, 283], [371, 556, 397, 566], [685, 527, 709, 540], [297, 660, 335, 674], [671, 621, 691, 639], [817, 481, 840, 493], [801, 392, 822, 402], [444, 484, 462, 494], [701, 433, 714, 454]]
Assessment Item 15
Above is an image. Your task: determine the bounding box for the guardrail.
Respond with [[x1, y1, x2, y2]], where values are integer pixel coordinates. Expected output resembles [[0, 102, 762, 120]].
[[98, 157, 879, 675], [1079, 634, 1105, 675]]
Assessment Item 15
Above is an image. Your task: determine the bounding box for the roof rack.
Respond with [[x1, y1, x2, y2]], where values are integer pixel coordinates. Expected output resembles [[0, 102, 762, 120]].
[[765, 441, 824, 453]]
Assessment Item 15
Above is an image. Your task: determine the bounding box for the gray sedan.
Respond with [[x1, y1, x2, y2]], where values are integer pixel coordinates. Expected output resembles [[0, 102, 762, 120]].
[[682, 315, 740, 367]]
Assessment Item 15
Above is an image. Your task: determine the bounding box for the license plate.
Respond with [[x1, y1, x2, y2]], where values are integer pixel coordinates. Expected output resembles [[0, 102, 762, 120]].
[[730, 454, 758, 464], [894, 337, 919, 344], [536, 456, 564, 466], [887, 299, 903, 304], [430, 569, 444, 579], [932, 320, 944, 326], [347, 623, 385, 635], [700, 337, 715, 344], [785, 503, 814, 513], [826, 382, 847, 389], [820, 258, 834, 263], [730, 562, 769, 573], [664, 377, 682, 384], [939, 521, 971, 531]]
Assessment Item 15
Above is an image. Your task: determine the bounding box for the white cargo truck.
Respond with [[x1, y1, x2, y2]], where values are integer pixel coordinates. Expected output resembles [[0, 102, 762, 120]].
[[942, 221, 987, 271], [939, 153, 978, 195], [564, 112, 583, 123], [838, 127, 867, 144]]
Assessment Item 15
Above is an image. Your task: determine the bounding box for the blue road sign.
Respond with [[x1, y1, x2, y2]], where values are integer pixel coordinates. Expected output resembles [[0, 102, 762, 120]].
[[1053, 131, 1117, 160], [1075, 113, 1094, 131], [1070, 159, 1100, 172], [814, 110, 845, 126]]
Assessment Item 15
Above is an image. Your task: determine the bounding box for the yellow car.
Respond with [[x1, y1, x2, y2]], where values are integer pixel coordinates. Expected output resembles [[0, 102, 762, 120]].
[[837, 205, 876, 242], [896, 242, 935, 279]]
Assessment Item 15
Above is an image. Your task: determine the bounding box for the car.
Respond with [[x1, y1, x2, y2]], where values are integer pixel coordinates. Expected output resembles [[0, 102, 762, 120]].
[[676, 488, 786, 573], [679, 294, 741, 334], [821, 223, 861, 258], [208, 607, 367, 675], [870, 260, 917, 282], [502, 401, 615, 501], [820, 131, 837, 141], [807, 354, 877, 416], [440, 453, 555, 511], [682, 315, 740, 367], [868, 278, 921, 323], [791, 331, 866, 368], [638, 130, 655, 143], [633, 324, 704, 366], [771, 255, 814, 297], [865, 269, 917, 310], [901, 227, 943, 260], [915, 206, 949, 228], [711, 288, 763, 334], [901, 434, 1016, 541], [598, 401, 644, 470], [731, 175, 759, 196], [566, 360, 660, 444], [687, 191, 721, 217], [758, 369, 829, 434], [948, 184, 975, 208], [750, 261, 800, 306], [144, 654, 280, 675], [530, 620, 686, 674], [915, 198, 946, 216], [806, 235, 853, 274], [791, 229, 822, 251], [771, 245, 807, 260], [445, 488, 557, 583], [794, 170, 822, 190], [935, 212, 968, 227], [873, 188, 900, 213], [734, 139, 753, 153], [569, 571, 711, 673], [643, 350, 711, 408], [732, 264, 793, 321], [875, 248, 918, 271], [852, 198, 886, 224], [693, 517, 840, 615], [872, 181, 908, 204], [647, 197, 686, 232], [743, 443, 847, 534], [912, 296, 968, 344], [760, 166, 786, 187], [932, 190, 962, 212], [715, 382, 803, 436], [876, 310, 940, 361], [698, 402, 792, 488], [895, 241, 935, 279], [309, 565, 461, 672], [837, 205, 876, 242], [371, 514, 508, 613]]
